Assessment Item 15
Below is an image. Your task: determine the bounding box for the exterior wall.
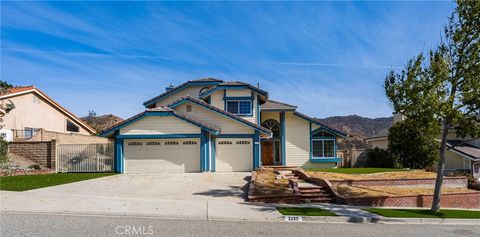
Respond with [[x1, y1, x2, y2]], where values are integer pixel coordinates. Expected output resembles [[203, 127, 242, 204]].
[[445, 150, 471, 170], [120, 116, 201, 135], [284, 112, 310, 166], [225, 89, 251, 97], [154, 86, 212, 107], [368, 138, 388, 149], [8, 140, 56, 169], [28, 129, 109, 144], [174, 103, 254, 134], [1, 93, 90, 135], [260, 111, 280, 123], [223, 89, 258, 124], [210, 90, 224, 110]]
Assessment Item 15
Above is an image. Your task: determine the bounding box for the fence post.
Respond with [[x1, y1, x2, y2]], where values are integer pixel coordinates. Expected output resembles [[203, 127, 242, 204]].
[[96, 144, 100, 172]]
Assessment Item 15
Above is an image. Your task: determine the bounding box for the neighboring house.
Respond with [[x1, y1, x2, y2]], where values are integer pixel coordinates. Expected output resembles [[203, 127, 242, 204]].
[[366, 114, 480, 173], [101, 78, 346, 173], [0, 85, 105, 144]]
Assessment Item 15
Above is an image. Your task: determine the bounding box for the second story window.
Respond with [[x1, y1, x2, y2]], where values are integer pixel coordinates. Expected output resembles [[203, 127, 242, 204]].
[[226, 100, 251, 115], [66, 120, 79, 133]]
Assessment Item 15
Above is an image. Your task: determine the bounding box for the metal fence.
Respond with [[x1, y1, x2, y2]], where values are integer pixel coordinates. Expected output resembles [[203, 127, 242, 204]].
[[57, 143, 114, 172]]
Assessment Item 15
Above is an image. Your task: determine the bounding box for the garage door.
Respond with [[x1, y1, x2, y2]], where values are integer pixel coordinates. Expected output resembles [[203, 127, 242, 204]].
[[124, 139, 200, 173], [216, 138, 253, 172]]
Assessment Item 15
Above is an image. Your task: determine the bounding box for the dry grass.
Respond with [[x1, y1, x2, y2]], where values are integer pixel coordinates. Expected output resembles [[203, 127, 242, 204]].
[[254, 170, 292, 196], [307, 170, 437, 181], [335, 184, 476, 198]]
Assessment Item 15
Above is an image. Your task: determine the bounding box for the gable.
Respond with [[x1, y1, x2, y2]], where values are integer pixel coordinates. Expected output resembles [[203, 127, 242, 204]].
[[154, 85, 213, 108], [174, 103, 254, 134], [120, 116, 201, 135]]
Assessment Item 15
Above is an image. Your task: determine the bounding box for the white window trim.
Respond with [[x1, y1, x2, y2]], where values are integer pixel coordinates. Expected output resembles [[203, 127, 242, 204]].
[[226, 100, 252, 116], [311, 138, 335, 159]]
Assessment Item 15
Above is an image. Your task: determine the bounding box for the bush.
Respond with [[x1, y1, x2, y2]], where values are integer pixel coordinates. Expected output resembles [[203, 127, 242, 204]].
[[468, 177, 480, 191], [366, 148, 396, 168], [28, 164, 41, 170], [388, 121, 439, 169], [0, 139, 8, 163]]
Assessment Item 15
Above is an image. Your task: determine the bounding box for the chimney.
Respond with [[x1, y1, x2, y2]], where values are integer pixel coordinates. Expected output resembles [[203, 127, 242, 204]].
[[257, 82, 260, 88], [393, 113, 405, 123], [165, 84, 175, 92]]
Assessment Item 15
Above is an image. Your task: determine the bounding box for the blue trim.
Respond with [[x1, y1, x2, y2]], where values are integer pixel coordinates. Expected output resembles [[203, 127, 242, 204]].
[[211, 136, 216, 172], [253, 131, 260, 169], [117, 134, 202, 139], [99, 111, 219, 137], [114, 131, 124, 173], [167, 97, 271, 135], [256, 95, 261, 125], [280, 111, 286, 166], [309, 122, 312, 161], [143, 81, 221, 107], [310, 158, 341, 163], [200, 129, 210, 172], [293, 112, 347, 138], [215, 134, 255, 138], [200, 85, 268, 98], [223, 96, 254, 100]]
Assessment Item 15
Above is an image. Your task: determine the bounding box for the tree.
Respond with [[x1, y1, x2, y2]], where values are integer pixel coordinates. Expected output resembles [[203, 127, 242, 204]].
[[366, 147, 396, 168], [384, 0, 480, 212], [388, 120, 439, 169], [88, 110, 97, 118]]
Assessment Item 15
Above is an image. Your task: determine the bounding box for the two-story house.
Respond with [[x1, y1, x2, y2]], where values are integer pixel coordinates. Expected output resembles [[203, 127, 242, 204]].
[[100, 78, 346, 173]]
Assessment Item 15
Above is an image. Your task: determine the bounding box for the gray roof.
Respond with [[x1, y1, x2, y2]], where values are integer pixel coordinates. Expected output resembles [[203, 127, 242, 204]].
[[447, 140, 480, 160], [366, 128, 389, 140], [261, 100, 297, 111]]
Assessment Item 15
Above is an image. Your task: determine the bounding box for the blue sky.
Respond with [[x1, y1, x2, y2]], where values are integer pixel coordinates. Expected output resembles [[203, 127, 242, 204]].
[[1, 1, 454, 119]]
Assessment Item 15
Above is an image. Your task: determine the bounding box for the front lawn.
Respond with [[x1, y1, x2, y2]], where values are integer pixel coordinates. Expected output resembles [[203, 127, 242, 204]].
[[364, 208, 480, 219], [0, 173, 116, 191], [305, 168, 411, 174], [277, 207, 337, 216]]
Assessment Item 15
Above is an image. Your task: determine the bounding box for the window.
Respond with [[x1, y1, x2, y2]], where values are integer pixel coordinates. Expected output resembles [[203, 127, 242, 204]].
[[226, 101, 251, 115], [183, 141, 197, 145], [146, 141, 161, 146], [186, 105, 192, 112], [165, 141, 179, 145], [66, 120, 79, 132], [312, 139, 335, 158], [218, 141, 232, 145], [128, 142, 143, 146], [236, 140, 250, 145]]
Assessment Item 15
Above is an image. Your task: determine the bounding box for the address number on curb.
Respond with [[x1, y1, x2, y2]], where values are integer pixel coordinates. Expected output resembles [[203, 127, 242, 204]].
[[285, 216, 303, 222]]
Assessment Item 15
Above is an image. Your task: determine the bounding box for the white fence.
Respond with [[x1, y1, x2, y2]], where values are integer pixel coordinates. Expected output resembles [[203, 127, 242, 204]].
[[57, 143, 114, 172]]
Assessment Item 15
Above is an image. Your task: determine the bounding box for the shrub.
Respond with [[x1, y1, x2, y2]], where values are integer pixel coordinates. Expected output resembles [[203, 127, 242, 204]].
[[366, 148, 396, 168], [388, 121, 439, 169], [468, 177, 480, 191], [0, 139, 8, 163], [28, 164, 41, 170]]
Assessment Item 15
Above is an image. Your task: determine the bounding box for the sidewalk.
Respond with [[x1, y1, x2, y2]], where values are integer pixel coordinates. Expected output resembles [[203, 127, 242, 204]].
[[1, 191, 479, 225]]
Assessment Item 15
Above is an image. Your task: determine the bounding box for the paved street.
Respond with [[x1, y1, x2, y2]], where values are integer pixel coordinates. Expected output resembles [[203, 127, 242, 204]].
[[1, 213, 479, 237]]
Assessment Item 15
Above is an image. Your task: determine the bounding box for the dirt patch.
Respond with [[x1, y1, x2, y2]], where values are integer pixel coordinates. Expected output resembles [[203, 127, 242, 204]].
[[306, 170, 436, 181], [334, 184, 476, 198], [7, 153, 40, 168], [253, 170, 292, 196]]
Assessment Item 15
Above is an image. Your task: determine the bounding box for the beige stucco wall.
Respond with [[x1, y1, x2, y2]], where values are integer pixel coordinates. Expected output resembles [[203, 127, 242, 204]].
[[29, 129, 109, 144], [1, 93, 90, 135], [120, 116, 201, 135], [261, 111, 280, 123], [154, 85, 213, 107], [210, 90, 224, 110], [174, 103, 254, 134], [368, 138, 389, 149]]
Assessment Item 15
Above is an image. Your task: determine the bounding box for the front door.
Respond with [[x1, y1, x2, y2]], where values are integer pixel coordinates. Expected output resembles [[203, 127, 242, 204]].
[[261, 140, 274, 165]]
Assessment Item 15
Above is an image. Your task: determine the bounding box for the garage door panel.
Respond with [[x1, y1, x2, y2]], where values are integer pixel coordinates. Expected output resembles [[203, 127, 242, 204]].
[[216, 138, 253, 172], [124, 139, 200, 173]]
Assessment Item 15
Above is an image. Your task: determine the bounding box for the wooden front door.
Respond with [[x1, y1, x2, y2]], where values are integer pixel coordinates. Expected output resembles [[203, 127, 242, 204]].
[[261, 140, 274, 166]]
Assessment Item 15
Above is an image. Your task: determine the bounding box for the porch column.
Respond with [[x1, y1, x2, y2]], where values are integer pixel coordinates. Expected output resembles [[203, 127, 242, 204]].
[[253, 131, 261, 169], [114, 131, 124, 173], [280, 111, 286, 166]]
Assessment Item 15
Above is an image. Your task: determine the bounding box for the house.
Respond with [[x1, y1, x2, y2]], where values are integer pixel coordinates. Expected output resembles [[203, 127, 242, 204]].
[[0, 85, 106, 144], [100, 78, 347, 173], [366, 114, 480, 173]]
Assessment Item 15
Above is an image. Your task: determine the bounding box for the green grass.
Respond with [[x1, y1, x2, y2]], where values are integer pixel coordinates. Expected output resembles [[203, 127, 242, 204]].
[[304, 168, 412, 174], [364, 208, 480, 219], [277, 207, 338, 216], [0, 173, 116, 191]]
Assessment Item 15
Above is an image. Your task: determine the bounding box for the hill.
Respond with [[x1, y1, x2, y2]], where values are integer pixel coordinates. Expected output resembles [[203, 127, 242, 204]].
[[81, 114, 124, 133]]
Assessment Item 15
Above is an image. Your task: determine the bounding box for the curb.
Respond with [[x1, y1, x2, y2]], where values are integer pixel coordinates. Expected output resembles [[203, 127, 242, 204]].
[[281, 215, 480, 225]]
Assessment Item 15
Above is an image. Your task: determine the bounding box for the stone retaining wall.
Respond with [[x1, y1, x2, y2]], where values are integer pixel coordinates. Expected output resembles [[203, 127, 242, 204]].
[[329, 177, 467, 189], [0, 169, 54, 177]]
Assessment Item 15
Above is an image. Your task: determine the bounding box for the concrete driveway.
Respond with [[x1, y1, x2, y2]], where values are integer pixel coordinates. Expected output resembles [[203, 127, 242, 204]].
[[1, 173, 280, 221], [26, 172, 251, 202]]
